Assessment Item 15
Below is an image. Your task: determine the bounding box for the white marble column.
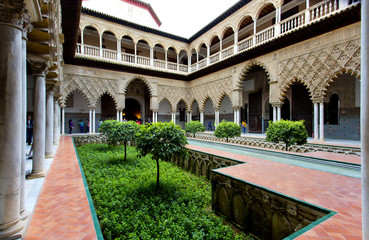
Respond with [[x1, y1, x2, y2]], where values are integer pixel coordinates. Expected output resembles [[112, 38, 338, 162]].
[[92, 109, 96, 133], [319, 102, 324, 142], [0, 14, 26, 238], [273, 106, 277, 122], [215, 110, 220, 127], [234, 109, 237, 123], [53, 98, 60, 144], [361, 1, 369, 238], [277, 105, 281, 121], [89, 109, 92, 134], [116, 110, 120, 121], [61, 107, 65, 135], [200, 111, 204, 124], [172, 112, 176, 124], [28, 63, 47, 179], [45, 86, 54, 158], [20, 29, 28, 221], [186, 112, 191, 123], [313, 102, 319, 141]]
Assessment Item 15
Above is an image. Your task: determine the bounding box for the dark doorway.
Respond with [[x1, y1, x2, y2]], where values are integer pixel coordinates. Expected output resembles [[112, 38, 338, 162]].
[[281, 98, 290, 120], [325, 94, 339, 125], [101, 94, 116, 120], [124, 99, 141, 121], [249, 92, 262, 132], [291, 83, 312, 136]]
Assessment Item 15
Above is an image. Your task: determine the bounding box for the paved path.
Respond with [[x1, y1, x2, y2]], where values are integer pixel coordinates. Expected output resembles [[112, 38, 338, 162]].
[[25, 136, 98, 240]]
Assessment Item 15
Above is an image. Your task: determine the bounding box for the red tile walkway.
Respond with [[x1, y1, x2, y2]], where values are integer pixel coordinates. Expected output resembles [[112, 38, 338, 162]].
[[25, 136, 97, 240], [188, 144, 362, 240]]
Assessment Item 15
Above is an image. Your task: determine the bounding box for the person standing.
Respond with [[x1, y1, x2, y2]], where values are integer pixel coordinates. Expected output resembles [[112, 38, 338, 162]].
[[78, 120, 84, 133], [207, 120, 212, 131], [86, 119, 89, 133], [242, 120, 247, 133], [26, 115, 33, 145], [68, 119, 74, 134]]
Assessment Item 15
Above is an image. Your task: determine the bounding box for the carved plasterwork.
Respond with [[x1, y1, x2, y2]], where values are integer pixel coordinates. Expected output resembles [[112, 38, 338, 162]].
[[62, 73, 119, 108], [157, 85, 191, 111], [191, 76, 233, 111], [278, 39, 360, 101]]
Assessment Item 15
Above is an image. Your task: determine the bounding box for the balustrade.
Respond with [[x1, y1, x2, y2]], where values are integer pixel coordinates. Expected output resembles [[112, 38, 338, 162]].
[[75, 0, 354, 74]]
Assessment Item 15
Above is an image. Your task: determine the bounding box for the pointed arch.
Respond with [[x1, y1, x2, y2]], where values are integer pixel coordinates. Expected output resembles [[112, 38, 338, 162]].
[[123, 76, 153, 96], [158, 97, 174, 112], [200, 96, 215, 111], [237, 61, 272, 89], [279, 77, 313, 102], [322, 68, 361, 98], [174, 98, 189, 112], [95, 91, 118, 109], [216, 93, 233, 110], [62, 88, 92, 108], [190, 98, 200, 111]]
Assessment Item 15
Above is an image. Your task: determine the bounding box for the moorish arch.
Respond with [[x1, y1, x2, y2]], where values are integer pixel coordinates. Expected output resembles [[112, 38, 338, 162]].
[[217, 93, 234, 122], [190, 99, 201, 121], [158, 97, 174, 122], [62, 73, 120, 108], [278, 39, 360, 101], [123, 75, 154, 96], [237, 60, 273, 89]]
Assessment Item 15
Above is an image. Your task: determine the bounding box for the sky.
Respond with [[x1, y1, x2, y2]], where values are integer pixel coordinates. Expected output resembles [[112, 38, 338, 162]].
[[84, 0, 239, 38]]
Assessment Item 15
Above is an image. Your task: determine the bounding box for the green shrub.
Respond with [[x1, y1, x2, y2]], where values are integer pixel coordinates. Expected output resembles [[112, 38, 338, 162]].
[[136, 122, 188, 189], [113, 121, 140, 161], [185, 121, 205, 138], [77, 144, 250, 240], [214, 120, 241, 142], [266, 119, 308, 151], [99, 120, 119, 146]]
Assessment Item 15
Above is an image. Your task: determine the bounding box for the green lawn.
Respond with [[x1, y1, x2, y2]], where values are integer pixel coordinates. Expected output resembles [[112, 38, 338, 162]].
[[77, 144, 251, 240]]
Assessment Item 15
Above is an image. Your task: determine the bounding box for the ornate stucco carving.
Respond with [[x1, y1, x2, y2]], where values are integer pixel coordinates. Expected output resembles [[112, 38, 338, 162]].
[[157, 85, 191, 112], [62, 73, 120, 108], [278, 39, 360, 101]]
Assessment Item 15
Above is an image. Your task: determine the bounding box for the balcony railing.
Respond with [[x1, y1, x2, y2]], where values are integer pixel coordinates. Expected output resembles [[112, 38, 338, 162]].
[[75, 0, 357, 74]]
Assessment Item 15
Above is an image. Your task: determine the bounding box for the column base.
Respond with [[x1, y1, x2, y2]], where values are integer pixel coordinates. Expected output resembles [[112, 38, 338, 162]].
[[0, 218, 25, 240], [19, 209, 29, 221], [27, 169, 46, 179], [45, 154, 53, 159], [319, 138, 325, 143]]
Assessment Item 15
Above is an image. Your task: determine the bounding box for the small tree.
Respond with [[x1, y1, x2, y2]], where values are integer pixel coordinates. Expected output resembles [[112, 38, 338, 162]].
[[99, 120, 119, 146], [266, 119, 308, 151], [113, 121, 140, 161], [214, 120, 241, 142], [136, 122, 188, 189], [185, 121, 205, 138]]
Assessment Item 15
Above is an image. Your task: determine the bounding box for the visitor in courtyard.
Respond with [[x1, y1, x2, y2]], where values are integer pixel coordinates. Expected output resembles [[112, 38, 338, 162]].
[[147, 118, 151, 124], [86, 119, 89, 133], [78, 120, 84, 133], [208, 120, 212, 131], [68, 119, 74, 134], [242, 120, 247, 133], [26, 115, 33, 145], [123, 118, 127, 122]]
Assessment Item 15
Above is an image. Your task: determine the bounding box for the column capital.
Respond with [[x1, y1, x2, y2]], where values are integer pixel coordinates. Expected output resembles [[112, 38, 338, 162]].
[[270, 102, 282, 108], [29, 61, 48, 76], [0, 1, 30, 29], [312, 98, 325, 104]]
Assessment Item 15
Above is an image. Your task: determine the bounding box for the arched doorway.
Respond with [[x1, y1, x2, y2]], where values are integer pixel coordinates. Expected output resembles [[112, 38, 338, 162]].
[[100, 93, 116, 120], [281, 98, 291, 120], [123, 99, 141, 121], [158, 99, 172, 122], [290, 82, 313, 136], [241, 65, 270, 133], [125, 79, 152, 123], [219, 95, 233, 122], [64, 91, 90, 133]]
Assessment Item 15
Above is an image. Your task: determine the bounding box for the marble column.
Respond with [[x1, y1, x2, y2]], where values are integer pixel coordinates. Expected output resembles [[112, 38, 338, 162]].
[[92, 109, 96, 133], [215, 110, 220, 128], [277, 105, 281, 121], [313, 102, 319, 141], [319, 102, 324, 142], [186, 112, 191, 123], [61, 107, 65, 135], [28, 63, 48, 179], [0, 7, 27, 238], [53, 98, 60, 144], [89, 109, 92, 134], [361, 1, 369, 238], [45, 86, 54, 158], [273, 106, 277, 122], [20, 27, 28, 221], [200, 111, 204, 124]]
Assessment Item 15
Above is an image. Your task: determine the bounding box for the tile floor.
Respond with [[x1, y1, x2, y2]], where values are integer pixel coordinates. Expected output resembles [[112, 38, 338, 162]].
[[24, 135, 362, 239]]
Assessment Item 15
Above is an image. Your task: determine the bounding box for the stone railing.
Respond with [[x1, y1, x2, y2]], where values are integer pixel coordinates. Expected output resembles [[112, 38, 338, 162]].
[[76, 0, 359, 75], [189, 133, 361, 156]]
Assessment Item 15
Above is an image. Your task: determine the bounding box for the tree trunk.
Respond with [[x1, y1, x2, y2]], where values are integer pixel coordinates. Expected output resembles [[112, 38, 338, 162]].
[[124, 142, 127, 161], [286, 143, 288, 151], [156, 158, 160, 189]]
